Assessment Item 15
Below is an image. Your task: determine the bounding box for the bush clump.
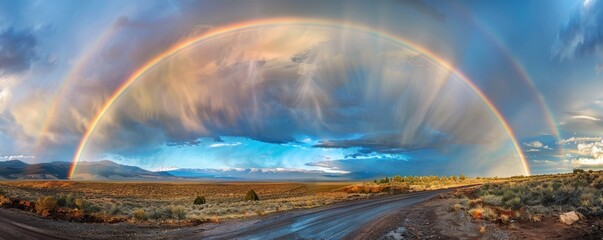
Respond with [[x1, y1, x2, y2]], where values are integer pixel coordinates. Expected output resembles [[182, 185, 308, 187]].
[[57, 194, 76, 208], [132, 208, 147, 221], [171, 206, 186, 220], [193, 196, 206, 205], [0, 195, 11, 207], [35, 196, 58, 217], [245, 189, 260, 201]]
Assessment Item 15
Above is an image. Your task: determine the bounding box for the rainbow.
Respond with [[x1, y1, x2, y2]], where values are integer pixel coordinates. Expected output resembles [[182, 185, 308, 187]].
[[473, 20, 561, 140], [454, 3, 560, 140], [69, 18, 530, 178], [34, 25, 118, 151]]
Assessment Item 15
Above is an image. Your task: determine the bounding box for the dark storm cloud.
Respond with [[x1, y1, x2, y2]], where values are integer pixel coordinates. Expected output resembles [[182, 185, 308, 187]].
[[313, 132, 446, 155], [0, 27, 37, 75], [553, 0, 603, 60]]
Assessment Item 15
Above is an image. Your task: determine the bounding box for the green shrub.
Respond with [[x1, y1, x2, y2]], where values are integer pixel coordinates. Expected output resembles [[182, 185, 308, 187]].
[[108, 204, 121, 215], [71, 198, 100, 213], [502, 190, 516, 202], [148, 207, 172, 220], [245, 189, 260, 201], [57, 194, 76, 208], [504, 196, 522, 209], [35, 196, 58, 217], [482, 194, 502, 206], [193, 196, 206, 205]]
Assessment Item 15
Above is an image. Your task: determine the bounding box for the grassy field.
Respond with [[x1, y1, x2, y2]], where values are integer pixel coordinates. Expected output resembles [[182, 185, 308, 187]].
[[0, 181, 364, 224], [0, 177, 479, 225]]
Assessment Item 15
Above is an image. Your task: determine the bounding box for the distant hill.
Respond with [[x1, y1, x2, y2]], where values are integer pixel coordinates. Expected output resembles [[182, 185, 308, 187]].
[[0, 160, 350, 181], [0, 160, 70, 179], [0, 160, 174, 180], [162, 168, 345, 181]]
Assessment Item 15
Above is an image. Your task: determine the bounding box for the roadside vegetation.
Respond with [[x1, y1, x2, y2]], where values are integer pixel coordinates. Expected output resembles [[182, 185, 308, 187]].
[[0, 182, 369, 225], [4, 170, 597, 229], [448, 169, 603, 232], [342, 174, 483, 194]]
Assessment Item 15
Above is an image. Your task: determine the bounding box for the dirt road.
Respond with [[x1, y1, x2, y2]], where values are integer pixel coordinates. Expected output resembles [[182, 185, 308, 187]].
[[0, 188, 453, 239], [198, 189, 451, 239]]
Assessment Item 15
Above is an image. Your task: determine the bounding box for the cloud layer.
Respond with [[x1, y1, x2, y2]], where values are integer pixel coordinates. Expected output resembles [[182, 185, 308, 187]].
[[68, 25, 523, 176], [553, 0, 603, 60], [0, 28, 37, 76]]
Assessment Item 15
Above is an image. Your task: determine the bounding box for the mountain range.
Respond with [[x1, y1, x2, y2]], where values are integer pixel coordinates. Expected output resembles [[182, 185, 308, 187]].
[[0, 160, 173, 180], [0, 160, 347, 180], [162, 168, 345, 181]]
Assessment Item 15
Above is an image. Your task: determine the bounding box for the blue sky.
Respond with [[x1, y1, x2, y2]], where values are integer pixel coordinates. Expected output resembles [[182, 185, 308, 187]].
[[1, 0, 603, 178]]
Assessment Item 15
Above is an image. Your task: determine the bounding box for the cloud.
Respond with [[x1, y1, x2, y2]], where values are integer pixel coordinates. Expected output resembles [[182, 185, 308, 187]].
[[209, 142, 242, 148], [552, 0, 603, 61], [0, 28, 38, 76], [524, 141, 544, 148], [523, 140, 552, 150], [571, 115, 601, 121], [0, 1, 519, 173], [73, 25, 505, 159], [572, 156, 603, 167], [558, 136, 603, 145], [0, 154, 35, 160], [0, 86, 11, 112]]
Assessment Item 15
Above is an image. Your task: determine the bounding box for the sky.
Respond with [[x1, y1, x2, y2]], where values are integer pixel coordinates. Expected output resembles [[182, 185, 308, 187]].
[[0, 0, 602, 179]]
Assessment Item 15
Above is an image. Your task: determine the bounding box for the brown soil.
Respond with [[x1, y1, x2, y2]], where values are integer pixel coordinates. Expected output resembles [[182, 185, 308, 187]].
[[356, 193, 603, 240]]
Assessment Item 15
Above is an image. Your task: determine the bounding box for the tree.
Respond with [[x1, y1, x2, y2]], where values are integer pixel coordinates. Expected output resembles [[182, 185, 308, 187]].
[[245, 189, 260, 201]]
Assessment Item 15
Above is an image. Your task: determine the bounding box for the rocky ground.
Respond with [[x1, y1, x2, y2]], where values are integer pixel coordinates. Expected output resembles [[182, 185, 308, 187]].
[[357, 191, 603, 240]]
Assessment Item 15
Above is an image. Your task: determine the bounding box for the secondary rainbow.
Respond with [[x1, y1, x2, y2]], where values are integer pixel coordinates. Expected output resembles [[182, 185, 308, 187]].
[[34, 25, 119, 151], [454, 3, 560, 139], [69, 18, 530, 178], [473, 19, 561, 139]]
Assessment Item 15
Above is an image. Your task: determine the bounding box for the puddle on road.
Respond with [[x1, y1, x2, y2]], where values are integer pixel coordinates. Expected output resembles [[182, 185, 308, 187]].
[[381, 226, 406, 240]]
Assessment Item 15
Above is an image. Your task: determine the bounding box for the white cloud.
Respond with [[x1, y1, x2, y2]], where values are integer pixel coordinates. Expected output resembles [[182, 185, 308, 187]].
[[558, 136, 603, 145], [572, 156, 603, 166], [152, 166, 179, 172], [577, 142, 603, 158], [0, 155, 35, 160], [524, 141, 544, 148], [0, 87, 11, 112], [208, 142, 242, 148], [571, 115, 601, 121], [523, 141, 552, 150]]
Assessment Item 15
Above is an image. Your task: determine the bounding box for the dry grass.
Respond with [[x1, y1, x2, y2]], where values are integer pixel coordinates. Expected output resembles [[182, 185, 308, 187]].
[[0, 179, 477, 225], [479, 225, 486, 234], [468, 206, 485, 219], [449, 203, 462, 212], [0, 181, 365, 224], [453, 170, 603, 226]]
